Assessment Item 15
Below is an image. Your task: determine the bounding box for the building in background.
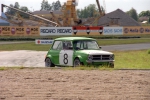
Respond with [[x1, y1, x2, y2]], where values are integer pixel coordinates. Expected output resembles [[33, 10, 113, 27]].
[[98, 9, 140, 26], [0, 12, 10, 26]]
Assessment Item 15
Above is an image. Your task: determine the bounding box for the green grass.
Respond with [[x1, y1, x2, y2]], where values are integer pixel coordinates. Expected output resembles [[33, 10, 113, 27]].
[[0, 42, 50, 51], [114, 50, 150, 69], [63, 50, 150, 70], [0, 50, 150, 70], [97, 38, 150, 46], [0, 38, 150, 51], [148, 49, 150, 54], [0, 66, 25, 71]]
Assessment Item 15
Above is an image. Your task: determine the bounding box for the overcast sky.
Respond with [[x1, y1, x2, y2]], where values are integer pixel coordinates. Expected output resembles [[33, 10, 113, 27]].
[[0, 0, 150, 15]]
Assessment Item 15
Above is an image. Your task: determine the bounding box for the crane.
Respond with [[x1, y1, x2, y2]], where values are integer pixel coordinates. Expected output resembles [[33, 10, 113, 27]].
[[91, 0, 105, 26], [50, 0, 82, 27], [1, 4, 59, 27]]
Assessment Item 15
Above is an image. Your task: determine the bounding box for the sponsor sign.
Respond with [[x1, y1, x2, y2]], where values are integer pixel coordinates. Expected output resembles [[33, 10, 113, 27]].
[[35, 39, 54, 44], [103, 27, 123, 35], [40, 27, 72, 36], [73, 26, 103, 35], [26, 27, 39, 36], [0, 26, 11, 36], [14, 27, 24, 36], [123, 27, 150, 35], [11, 27, 16, 35], [26, 27, 30, 35]]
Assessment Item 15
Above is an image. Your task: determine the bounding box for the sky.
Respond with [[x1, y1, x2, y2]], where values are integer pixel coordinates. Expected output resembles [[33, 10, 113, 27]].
[[0, 0, 150, 15]]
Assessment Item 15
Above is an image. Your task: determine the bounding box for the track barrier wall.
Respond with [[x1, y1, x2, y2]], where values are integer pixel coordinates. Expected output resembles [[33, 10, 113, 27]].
[[72, 26, 103, 35], [40, 27, 72, 36], [123, 26, 150, 35], [0, 26, 39, 36], [0, 26, 150, 36]]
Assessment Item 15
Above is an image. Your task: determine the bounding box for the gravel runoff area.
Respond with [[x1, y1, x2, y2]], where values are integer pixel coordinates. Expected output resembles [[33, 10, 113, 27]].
[[0, 43, 150, 100], [0, 69, 150, 100], [0, 50, 46, 67]]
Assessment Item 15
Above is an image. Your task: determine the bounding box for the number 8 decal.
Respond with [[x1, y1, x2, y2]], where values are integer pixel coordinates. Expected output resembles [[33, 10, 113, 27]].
[[63, 53, 68, 64]]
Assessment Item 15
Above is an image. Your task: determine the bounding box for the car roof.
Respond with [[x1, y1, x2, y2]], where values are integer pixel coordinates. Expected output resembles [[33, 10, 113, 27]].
[[54, 37, 96, 41]]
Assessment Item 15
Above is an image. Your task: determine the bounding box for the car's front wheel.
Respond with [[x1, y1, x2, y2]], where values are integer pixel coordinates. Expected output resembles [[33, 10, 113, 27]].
[[45, 58, 55, 67], [73, 58, 81, 67]]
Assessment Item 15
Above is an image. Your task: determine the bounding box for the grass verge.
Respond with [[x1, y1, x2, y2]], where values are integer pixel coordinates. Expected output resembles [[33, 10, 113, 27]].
[[0, 50, 150, 70], [114, 50, 150, 69], [0, 66, 24, 71], [148, 49, 150, 54], [0, 38, 150, 51]]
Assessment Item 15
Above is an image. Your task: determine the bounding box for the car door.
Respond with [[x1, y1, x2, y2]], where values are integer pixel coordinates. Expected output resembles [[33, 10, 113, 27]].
[[50, 41, 62, 65], [59, 41, 74, 66]]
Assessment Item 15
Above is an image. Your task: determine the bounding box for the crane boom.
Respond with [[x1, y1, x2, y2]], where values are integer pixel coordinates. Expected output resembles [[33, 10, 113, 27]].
[[1, 4, 59, 27], [96, 0, 103, 15]]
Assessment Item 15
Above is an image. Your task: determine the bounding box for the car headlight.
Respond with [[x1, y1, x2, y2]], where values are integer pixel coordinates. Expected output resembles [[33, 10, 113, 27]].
[[88, 55, 93, 60], [109, 54, 114, 60]]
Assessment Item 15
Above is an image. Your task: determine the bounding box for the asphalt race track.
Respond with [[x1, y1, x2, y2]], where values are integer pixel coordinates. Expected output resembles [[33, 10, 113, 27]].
[[0, 43, 150, 67], [101, 43, 150, 51]]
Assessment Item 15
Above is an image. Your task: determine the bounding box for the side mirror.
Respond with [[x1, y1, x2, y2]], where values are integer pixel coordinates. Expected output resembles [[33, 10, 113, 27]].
[[99, 46, 102, 49]]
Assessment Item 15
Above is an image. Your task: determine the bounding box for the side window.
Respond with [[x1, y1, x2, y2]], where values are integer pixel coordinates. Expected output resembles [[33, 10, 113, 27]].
[[76, 42, 80, 48], [63, 41, 72, 50], [52, 41, 62, 50], [74, 41, 81, 50]]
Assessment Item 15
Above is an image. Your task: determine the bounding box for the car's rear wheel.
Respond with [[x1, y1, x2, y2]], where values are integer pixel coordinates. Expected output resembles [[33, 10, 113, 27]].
[[45, 58, 55, 67], [73, 58, 81, 67]]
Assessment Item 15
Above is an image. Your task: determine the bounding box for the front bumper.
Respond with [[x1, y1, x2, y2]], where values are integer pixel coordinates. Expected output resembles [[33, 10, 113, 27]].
[[86, 60, 114, 66]]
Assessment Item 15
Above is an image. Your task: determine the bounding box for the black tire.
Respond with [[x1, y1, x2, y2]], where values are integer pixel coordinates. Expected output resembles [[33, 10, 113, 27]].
[[73, 58, 81, 67], [45, 58, 55, 67]]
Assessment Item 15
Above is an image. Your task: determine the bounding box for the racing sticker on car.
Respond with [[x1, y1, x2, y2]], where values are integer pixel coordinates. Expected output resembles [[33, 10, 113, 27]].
[[59, 50, 73, 66], [63, 53, 68, 64]]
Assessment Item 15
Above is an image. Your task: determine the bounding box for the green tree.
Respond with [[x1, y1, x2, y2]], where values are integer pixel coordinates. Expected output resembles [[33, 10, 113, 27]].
[[20, 6, 29, 18], [76, 9, 81, 18], [53, 0, 61, 10], [76, 4, 99, 18], [126, 8, 138, 21], [6, 4, 15, 16], [40, 0, 52, 11], [139, 10, 150, 17], [87, 4, 97, 17], [20, 6, 29, 12], [14, 2, 20, 9], [6, 2, 20, 16]]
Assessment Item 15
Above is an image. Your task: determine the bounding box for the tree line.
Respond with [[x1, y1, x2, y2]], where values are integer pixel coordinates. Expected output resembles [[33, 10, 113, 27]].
[[5, 0, 150, 23]]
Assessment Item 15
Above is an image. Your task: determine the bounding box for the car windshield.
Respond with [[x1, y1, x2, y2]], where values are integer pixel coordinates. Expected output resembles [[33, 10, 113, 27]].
[[73, 40, 99, 50]]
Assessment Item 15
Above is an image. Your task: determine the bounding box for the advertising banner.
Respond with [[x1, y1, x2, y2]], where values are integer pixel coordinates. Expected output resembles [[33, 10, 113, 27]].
[[0, 26, 40, 36], [11, 27, 25, 36], [40, 27, 72, 36], [123, 27, 150, 35], [25, 27, 40, 36], [0, 26, 11, 36], [103, 27, 123, 35], [73, 26, 103, 35], [35, 39, 54, 44]]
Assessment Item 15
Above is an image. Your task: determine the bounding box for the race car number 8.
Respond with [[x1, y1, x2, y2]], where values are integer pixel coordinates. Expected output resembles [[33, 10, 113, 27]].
[[63, 53, 68, 64]]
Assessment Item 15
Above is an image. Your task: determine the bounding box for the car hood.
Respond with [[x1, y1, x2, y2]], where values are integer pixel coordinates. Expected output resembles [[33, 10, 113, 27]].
[[78, 50, 113, 55]]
